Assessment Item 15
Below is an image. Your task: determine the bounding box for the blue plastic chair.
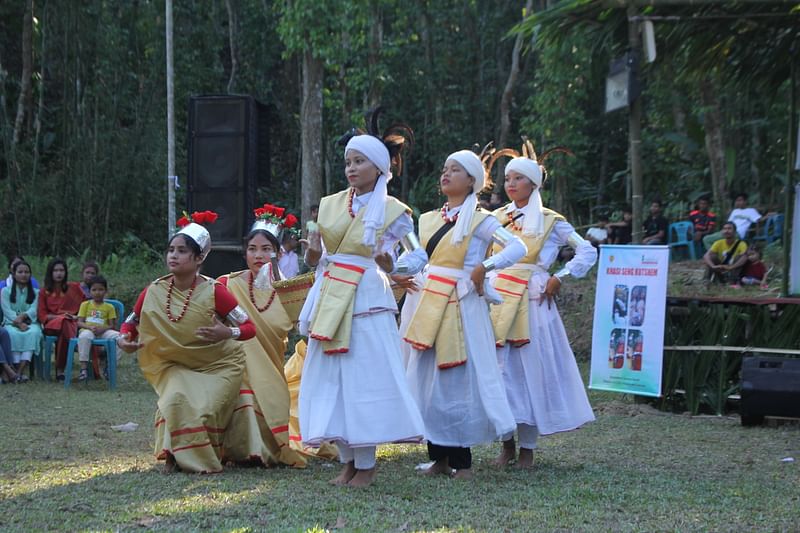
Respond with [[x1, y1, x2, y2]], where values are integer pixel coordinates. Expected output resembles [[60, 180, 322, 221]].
[[668, 221, 696, 261], [752, 214, 784, 245], [42, 335, 58, 381], [63, 299, 124, 390]]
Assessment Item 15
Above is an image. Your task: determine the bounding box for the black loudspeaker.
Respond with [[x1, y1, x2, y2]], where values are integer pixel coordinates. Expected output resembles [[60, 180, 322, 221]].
[[740, 355, 800, 426], [187, 95, 270, 277]]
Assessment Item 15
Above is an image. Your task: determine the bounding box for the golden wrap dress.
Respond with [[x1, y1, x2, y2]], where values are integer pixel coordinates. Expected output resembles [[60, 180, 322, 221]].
[[218, 271, 308, 467], [284, 339, 339, 460], [135, 276, 245, 473]]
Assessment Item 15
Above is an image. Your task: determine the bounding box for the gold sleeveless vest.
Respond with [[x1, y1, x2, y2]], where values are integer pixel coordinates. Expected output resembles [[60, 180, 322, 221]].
[[489, 206, 564, 347], [403, 208, 489, 369], [309, 189, 411, 354]]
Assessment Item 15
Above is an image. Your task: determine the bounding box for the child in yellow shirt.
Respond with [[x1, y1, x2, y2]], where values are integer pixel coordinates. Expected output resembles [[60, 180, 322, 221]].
[[76, 276, 119, 381]]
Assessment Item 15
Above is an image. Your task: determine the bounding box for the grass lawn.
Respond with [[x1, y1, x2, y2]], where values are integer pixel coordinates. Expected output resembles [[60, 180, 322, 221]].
[[1, 249, 796, 531], [1, 357, 797, 532]]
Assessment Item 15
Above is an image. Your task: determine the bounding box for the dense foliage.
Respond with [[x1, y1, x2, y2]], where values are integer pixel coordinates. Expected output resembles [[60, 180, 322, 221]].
[[0, 0, 796, 257]]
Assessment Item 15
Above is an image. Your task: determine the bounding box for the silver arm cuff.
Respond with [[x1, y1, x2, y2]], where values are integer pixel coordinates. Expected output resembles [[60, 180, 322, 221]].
[[400, 231, 422, 252], [230, 327, 241, 340], [393, 231, 422, 274], [491, 226, 516, 246], [226, 305, 249, 325], [553, 267, 571, 281], [482, 257, 498, 272], [123, 312, 139, 326], [566, 231, 588, 250]]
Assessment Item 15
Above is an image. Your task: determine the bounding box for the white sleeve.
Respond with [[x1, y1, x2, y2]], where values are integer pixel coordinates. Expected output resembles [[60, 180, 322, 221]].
[[382, 212, 428, 275], [478, 217, 527, 270], [748, 209, 762, 223], [554, 220, 597, 278]]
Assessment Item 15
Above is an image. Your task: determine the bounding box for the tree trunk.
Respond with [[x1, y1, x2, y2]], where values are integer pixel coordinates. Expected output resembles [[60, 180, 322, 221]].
[[301, 50, 324, 227], [597, 133, 609, 205], [225, 0, 238, 94], [13, 0, 34, 145], [700, 76, 727, 211], [494, 0, 533, 198], [366, 5, 383, 110]]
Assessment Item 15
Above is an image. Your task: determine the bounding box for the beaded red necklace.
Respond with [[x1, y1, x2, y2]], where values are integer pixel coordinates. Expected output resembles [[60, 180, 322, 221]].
[[506, 211, 523, 232], [440, 202, 459, 224], [248, 270, 276, 313], [166, 276, 197, 322], [347, 187, 357, 218]]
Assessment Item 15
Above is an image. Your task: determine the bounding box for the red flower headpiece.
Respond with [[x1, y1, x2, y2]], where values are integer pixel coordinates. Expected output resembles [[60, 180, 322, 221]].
[[253, 203, 298, 229], [177, 210, 219, 228]]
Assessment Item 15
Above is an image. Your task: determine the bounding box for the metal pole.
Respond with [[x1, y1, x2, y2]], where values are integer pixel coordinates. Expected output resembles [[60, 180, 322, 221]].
[[628, 4, 644, 243], [166, 0, 176, 238], [783, 49, 796, 296]]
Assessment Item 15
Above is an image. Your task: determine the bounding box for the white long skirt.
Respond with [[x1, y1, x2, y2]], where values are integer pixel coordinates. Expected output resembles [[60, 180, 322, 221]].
[[497, 270, 595, 435], [405, 289, 516, 448], [299, 310, 425, 448]]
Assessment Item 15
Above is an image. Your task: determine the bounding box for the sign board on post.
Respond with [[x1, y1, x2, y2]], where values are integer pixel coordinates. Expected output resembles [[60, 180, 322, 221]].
[[589, 245, 669, 397]]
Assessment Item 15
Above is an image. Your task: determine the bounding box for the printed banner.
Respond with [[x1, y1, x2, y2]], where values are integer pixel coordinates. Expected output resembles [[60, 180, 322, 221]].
[[589, 245, 669, 397]]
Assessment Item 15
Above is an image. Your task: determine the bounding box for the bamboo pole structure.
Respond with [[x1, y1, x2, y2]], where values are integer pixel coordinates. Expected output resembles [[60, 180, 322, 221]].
[[166, 0, 176, 238]]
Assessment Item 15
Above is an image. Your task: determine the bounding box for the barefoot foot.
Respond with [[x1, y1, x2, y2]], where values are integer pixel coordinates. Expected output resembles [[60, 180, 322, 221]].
[[492, 439, 516, 466], [346, 467, 376, 488], [422, 458, 453, 476], [164, 453, 180, 473], [515, 448, 534, 469], [329, 461, 357, 486], [452, 468, 473, 480]]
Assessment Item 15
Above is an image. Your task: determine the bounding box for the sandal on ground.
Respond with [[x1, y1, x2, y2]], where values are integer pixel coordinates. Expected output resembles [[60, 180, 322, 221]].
[[16, 374, 30, 383], [56, 373, 65, 382], [78, 369, 89, 382]]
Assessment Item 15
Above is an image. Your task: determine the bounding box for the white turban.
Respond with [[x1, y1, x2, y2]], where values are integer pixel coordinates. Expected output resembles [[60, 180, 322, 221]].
[[344, 135, 393, 247], [505, 157, 545, 237], [446, 150, 486, 245]]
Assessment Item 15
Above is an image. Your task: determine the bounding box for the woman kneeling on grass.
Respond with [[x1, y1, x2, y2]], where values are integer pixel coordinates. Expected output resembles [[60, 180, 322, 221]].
[[118, 212, 256, 473], [216, 204, 308, 468]]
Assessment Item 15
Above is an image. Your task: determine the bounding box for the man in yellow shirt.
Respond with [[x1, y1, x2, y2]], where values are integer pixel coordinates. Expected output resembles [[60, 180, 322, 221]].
[[703, 222, 748, 284]]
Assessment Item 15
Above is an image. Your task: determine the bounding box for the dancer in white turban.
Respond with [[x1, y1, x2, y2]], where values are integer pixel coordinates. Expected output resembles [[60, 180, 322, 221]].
[[403, 148, 526, 479], [298, 111, 426, 488], [487, 140, 597, 469]]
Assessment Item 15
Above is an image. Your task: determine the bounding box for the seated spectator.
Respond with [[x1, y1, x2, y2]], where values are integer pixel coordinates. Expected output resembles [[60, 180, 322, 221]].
[[689, 195, 717, 251], [702, 193, 769, 250], [279, 231, 300, 279], [607, 206, 633, 244], [0, 260, 42, 382], [703, 222, 748, 284], [586, 215, 609, 247], [557, 245, 576, 264], [78, 260, 100, 299], [0, 255, 40, 291], [38, 258, 85, 381], [642, 200, 668, 245], [738, 248, 768, 289], [76, 276, 120, 382], [0, 328, 19, 384]]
